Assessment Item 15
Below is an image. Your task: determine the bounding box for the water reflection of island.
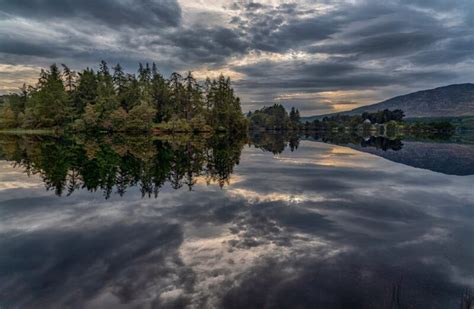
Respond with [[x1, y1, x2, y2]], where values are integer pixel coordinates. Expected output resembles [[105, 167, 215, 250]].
[[1, 132, 473, 199], [0, 134, 246, 198]]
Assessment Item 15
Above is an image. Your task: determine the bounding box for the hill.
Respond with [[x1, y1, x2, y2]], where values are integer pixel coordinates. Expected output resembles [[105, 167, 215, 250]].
[[302, 84, 474, 122]]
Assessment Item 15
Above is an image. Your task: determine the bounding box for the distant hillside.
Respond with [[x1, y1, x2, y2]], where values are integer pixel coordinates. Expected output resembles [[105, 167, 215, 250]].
[[302, 84, 474, 121]]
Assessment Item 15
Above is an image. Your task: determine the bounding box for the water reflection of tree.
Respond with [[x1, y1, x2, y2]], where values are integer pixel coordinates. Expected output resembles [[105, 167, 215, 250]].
[[306, 132, 404, 151], [0, 132, 409, 198], [0, 134, 246, 198], [250, 132, 300, 154]]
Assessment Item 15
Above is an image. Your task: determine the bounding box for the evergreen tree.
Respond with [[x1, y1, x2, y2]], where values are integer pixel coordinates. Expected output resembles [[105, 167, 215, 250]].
[[28, 64, 68, 127], [183, 71, 203, 121], [74, 68, 98, 115], [96, 60, 118, 126], [169, 72, 184, 118], [150, 63, 170, 122], [121, 74, 141, 112]]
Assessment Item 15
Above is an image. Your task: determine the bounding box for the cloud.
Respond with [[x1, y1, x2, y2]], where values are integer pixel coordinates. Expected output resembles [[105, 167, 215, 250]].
[[0, 0, 473, 115], [0, 0, 182, 28]]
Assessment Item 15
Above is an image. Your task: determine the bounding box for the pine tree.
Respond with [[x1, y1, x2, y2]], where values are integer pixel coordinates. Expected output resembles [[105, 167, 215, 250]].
[[169, 72, 184, 118], [96, 60, 118, 126], [150, 63, 170, 122], [74, 68, 98, 115], [28, 64, 69, 127]]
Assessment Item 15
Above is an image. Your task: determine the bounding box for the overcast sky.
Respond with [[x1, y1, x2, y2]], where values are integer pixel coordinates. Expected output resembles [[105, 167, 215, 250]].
[[0, 0, 473, 115]]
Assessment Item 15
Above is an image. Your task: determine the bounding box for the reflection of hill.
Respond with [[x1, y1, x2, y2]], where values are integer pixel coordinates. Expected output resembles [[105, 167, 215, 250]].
[[302, 132, 474, 176], [350, 141, 474, 176]]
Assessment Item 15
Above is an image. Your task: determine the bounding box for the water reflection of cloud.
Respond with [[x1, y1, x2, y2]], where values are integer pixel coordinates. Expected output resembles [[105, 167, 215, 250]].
[[0, 161, 44, 193], [226, 188, 346, 204], [0, 141, 473, 308]]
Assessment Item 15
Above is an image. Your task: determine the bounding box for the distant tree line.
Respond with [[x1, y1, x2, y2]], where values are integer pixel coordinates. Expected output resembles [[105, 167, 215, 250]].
[[247, 104, 301, 130], [0, 62, 248, 133], [304, 109, 406, 130], [246, 106, 411, 133]]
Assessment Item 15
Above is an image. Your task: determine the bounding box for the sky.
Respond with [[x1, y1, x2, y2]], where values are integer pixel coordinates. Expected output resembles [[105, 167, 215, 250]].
[[0, 0, 473, 115]]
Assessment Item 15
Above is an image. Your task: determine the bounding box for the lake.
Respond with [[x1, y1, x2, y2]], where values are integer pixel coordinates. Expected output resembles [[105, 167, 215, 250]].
[[0, 133, 473, 308]]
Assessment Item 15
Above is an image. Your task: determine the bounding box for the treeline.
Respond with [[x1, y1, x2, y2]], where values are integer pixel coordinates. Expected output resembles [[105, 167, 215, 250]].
[[247, 104, 301, 130], [304, 109, 405, 130], [0, 62, 247, 133], [246, 105, 408, 132]]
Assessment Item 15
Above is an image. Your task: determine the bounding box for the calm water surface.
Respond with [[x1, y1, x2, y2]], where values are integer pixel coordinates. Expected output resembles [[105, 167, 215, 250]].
[[0, 133, 473, 308]]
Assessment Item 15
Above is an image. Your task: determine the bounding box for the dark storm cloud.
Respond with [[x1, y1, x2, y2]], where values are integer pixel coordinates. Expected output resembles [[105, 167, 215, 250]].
[[0, 0, 182, 28], [310, 31, 442, 57], [0, 0, 473, 113], [157, 26, 248, 64], [229, 2, 333, 53], [224, 0, 473, 113], [235, 59, 455, 91], [0, 36, 77, 58], [409, 35, 474, 65]]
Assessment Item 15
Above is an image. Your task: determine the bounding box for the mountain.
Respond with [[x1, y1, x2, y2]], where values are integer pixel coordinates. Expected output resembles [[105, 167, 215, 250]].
[[302, 84, 474, 121]]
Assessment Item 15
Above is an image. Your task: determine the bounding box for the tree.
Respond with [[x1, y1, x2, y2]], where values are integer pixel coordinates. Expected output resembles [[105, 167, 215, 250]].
[[110, 107, 128, 132], [183, 71, 203, 121], [62, 64, 77, 93], [205, 75, 247, 132], [0, 105, 17, 128], [28, 64, 69, 127], [74, 68, 98, 115], [289, 107, 301, 129], [248, 104, 292, 130], [120, 74, 140, 112], [96, 61, 118, 125], [125, 103, 156, 131], [150, 63, 170, 122], [169, 72, 184, 117], [80, 103, 100, 131]]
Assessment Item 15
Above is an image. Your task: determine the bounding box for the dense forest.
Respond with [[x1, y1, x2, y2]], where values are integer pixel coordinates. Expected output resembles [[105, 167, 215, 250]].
[[247, 106, 409, 131], [247, 104, 301, 130], [0, 62, 248, 133], [303, 109, 405, 130]]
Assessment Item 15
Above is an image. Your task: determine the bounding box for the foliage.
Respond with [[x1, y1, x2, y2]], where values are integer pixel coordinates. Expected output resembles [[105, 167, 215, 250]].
[[0, 105, 17, 129], [1, 62, 247, 133], [304, 109, 406, 131], [247, 104, 301, 130], [405, 116, 474, 131]]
